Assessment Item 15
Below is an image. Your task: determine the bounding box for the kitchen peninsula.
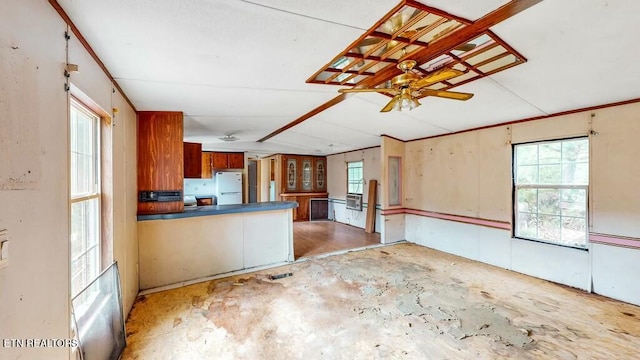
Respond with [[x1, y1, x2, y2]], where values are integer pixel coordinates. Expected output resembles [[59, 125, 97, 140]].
[[134, 112, 309, 291], [137, 201, 298, 290]]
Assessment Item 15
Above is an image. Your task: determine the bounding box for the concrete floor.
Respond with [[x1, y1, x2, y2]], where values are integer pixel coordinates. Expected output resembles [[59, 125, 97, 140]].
[[122, 243, 640, 359]]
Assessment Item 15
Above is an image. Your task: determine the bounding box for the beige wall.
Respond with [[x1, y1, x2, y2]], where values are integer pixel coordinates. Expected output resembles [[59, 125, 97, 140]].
[[381, 136, 405, 209], [0, 1, 138, 359], [404, 126, 511, 221], [326, 147, 381, 231], [258, 158, 270, 202], [327, 147, 381, 201], [404, 104, 640, 237], [0, 2, 70, 359], [403, 102, 640, 303]]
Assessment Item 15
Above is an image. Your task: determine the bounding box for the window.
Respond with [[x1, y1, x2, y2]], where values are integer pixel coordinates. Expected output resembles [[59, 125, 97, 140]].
[[70, 99, 101, 299], [514, 138, 589, 248], [347, 161, 363, 194]]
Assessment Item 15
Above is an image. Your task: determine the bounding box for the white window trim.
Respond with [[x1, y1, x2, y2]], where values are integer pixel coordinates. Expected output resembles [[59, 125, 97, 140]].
[[512, 137, 589, 250], [70, 98, 102, 299], [347, 160, 364, 195]]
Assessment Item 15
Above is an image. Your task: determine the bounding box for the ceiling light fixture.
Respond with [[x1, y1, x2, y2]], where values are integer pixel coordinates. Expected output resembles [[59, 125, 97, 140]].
[[393, 88, 421, 112], [219, 135, 239, 142]]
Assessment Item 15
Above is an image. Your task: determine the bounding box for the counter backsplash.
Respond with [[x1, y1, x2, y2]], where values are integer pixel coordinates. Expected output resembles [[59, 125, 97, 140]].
[[184, 178, 216, 196]]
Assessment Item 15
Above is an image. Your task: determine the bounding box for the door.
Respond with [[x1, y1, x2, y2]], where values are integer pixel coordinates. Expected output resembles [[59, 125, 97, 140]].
[[248, 160, 258, 203]]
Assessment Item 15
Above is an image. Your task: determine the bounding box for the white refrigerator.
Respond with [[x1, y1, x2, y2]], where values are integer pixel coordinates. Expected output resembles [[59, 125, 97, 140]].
[[215, 172, 243, 205]]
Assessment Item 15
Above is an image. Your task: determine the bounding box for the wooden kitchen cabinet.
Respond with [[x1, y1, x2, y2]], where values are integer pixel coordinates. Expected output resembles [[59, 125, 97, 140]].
[[280, 155, 327, 194], [228, 153, 245, 169], [211, 152, 245, 169], [137, 111, 184, 214], [280, 192, 328, 221], [278, 154, 328, 221], [183, 142, 202, 178], [212, 152, 228, 169], [201, 152, 213, 178]]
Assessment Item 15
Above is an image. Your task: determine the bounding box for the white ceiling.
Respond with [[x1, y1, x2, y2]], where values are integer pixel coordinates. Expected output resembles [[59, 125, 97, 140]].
[[58, 0, 640, 156]]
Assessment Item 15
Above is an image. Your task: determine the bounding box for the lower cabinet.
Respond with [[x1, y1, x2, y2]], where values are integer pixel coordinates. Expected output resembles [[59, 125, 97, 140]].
[[138, 209, 293, 290], [280, 192, 328, 221], [243, 211, 289, 268]]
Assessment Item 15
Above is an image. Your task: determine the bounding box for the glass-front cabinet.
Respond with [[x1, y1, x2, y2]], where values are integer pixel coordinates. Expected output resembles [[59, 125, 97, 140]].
[[281, 155, 327, 194], [315, 158, 326, 191]]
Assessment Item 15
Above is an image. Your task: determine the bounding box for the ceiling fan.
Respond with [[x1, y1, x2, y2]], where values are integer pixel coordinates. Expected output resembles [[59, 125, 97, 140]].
[[338, 59, 474, 112], [218, 132, 239, 142]]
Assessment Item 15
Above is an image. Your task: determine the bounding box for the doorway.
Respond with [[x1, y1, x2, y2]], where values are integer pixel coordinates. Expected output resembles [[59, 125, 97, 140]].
[[269, 158, 276, 201], [248, 160, 257, 203]]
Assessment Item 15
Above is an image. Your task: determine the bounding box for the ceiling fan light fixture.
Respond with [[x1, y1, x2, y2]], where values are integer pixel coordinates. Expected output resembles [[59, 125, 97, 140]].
[[219, 135, 239, 142], [394, 88, 420, 112], [409, 97, 421, 110]]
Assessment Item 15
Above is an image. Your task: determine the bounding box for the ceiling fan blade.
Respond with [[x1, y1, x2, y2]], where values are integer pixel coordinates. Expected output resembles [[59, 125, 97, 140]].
[[358, 37, 383, 47], [454, 43, 477, 52], [411, 68, 464, 89], [421, 89, 474, 101], [385, 8, 421, 36], [432, 23, 458, 41], [381, 95, 400, 112], [338, 88, 399, 95]]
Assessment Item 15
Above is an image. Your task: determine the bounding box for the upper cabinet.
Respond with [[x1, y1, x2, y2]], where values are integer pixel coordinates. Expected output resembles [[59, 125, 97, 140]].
[[212, 152, 245, 170], [184, 149, 244, 178], [228, 153, 245, 169], [202, 152, 213, 178], [315, 158, 326, 191], [183, 142, 202, 178], [212, 152, 228, 169], [281, 155, 327, 194], [137, 111, 184, 214]]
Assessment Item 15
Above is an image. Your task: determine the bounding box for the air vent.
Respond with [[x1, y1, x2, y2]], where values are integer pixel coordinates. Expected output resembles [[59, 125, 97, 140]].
[[346, 193, 362, 211]]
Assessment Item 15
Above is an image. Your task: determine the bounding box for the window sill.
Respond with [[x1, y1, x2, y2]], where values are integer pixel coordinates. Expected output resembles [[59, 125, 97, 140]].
[[513, 236, 589, 251]]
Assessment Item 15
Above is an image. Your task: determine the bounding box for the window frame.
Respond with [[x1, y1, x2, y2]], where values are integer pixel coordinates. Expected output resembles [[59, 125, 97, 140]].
[[512, 136, 589, 250], [346, 160, 364, 195], [69, 97, 102, 299]]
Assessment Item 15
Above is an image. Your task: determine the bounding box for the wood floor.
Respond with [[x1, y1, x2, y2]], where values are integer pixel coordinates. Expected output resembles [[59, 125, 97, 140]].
[[293, 220, 380, 259], [121, 243, 640, 359]]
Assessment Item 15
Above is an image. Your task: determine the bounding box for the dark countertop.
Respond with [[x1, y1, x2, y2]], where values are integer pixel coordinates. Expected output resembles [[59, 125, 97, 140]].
[[137, 201, 298, 221]]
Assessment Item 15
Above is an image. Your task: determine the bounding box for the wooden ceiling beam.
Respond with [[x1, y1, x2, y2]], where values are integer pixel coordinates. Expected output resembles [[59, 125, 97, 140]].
[[256, 94, 347, 143], [258, 0, 543, 143]]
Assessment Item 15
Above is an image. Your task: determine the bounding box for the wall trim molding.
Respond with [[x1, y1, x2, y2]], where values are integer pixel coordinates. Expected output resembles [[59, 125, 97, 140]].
[[407, 97, 640, 144], [590, 233, 640, 250], [390, 208, 639, 250], [381, 207, 511, 230], [48, 0, 137, 112]]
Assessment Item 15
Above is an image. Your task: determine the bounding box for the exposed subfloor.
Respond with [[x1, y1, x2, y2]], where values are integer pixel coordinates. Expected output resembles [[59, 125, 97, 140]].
[[122, 243, 640, 359], [293, 220, 380, 259]]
